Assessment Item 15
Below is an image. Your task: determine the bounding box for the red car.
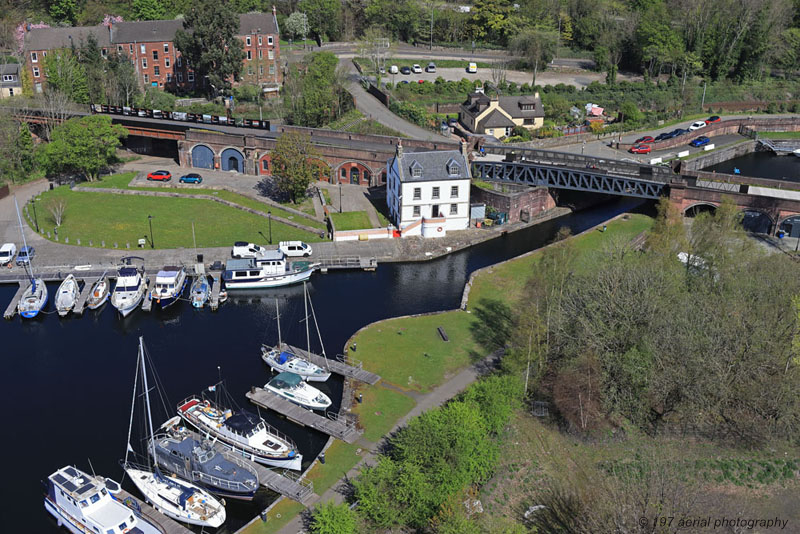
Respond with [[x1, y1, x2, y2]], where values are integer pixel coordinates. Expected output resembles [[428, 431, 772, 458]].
[[705, 115, 721, 124], [629, 144, 651, 154], [147, 170, 172, 181], [635, 135, 655, 144]]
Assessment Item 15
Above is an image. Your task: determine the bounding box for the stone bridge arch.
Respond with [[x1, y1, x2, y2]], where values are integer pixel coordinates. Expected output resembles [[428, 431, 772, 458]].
[[335, 161, 374, 186], [191, 144, 214, 169], [684, 202, 718, 217]]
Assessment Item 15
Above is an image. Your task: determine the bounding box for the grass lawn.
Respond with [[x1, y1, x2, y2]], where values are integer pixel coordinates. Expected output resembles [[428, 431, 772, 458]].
[[366, 197, 392, 227], [29, 186, 324, 249], [350, 310, 482, 393], [85, 173, 326, 230], [351, 385, 417, 442], [758, 131, 800, 139], [330, 211, 373, 231]]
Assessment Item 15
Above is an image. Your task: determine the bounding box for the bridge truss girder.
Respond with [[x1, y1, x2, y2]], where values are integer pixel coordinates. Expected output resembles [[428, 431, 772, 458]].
[[472, 161, 666, 199]]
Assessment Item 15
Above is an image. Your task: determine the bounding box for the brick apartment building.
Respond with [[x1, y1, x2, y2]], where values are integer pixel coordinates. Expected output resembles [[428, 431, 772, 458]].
[[23, 9, 281, 96]]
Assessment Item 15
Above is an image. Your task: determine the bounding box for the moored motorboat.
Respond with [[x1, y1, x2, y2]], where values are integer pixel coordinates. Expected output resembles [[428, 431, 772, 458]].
[[265, 372, 332, 411], [86, 275, 109, 310], [55, 274, 79, 317], [178, 392, 302, 470], [150, 266, 188, 309], [223, 250, 318, 289], [111, 263, 147, 317], [190, 276, 210, 309]]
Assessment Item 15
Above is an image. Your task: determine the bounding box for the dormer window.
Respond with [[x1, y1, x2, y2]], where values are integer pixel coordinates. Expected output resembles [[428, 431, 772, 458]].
[[446, 158, 460, 176], [410, 161, 423, 178]]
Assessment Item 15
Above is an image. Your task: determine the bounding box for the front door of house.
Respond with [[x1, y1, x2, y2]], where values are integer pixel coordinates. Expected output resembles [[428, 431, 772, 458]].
[[432, 205, 440, 217]]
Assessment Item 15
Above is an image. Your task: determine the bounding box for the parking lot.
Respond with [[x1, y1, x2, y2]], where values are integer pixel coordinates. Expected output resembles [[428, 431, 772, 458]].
[[382, 66, 638, 89]]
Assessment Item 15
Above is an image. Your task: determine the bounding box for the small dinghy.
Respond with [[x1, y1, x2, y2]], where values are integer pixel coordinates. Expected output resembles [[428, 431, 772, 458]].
[[86, 276, 109, 310], [190, 276, 210, 309], [55, 274, 79, 317]]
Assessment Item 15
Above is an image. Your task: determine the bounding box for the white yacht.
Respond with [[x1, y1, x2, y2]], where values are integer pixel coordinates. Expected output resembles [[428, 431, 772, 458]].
[[150, 266, 188, 309], [55, 274, 79, 317], [44, 465, 161, 534], [222, 250, 317, 289], [111, 266, 147, 317], [265, 372, 332, 411], [14, 198, 47, 319], [123, 338, 227, 529], [178, 394, 302, 470]]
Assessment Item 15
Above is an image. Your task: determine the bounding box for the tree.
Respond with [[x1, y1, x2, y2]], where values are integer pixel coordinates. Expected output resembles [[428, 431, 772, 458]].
[[0, 117, 35, 184], [105, 52, 141, 107], [45, 198, 67, 227], [298, 0, 341, 43], [284, 12, 310, 41], [174, 0, 245, 95], [310, 500, 357, 534], [510, 29, 557, 87], [270, 131, 320, 203], [287, 52, 352, 127], [49, 0, 78, 24], [42, 50, 89, 104], [364, 0, 422, 42], [38, 89, 76, 141], [132, 0, 166, 20], [36, 115, 128, 182], [467, 0, 518, 45], [79, 33, 106, 105]]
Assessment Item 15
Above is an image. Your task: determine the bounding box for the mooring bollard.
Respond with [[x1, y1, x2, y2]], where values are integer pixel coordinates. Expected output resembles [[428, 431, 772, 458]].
[[77, 239, 81, 245], [358, 393, 363, 404], [260, 510, 268, 522], [319, 452, 326, 464]]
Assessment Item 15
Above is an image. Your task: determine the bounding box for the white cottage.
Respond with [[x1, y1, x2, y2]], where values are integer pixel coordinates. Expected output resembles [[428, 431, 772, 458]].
[[386, 142, 471, 238]]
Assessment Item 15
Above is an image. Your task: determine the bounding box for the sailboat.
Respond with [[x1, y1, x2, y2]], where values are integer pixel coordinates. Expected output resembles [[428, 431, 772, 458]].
[[14, 197, 47, 319], [261, 283, 332, 382], [86, 274, 109, 310], [122, 337, 227, 528], [190, 275, 210, 309], [55, 274, 79, 317]]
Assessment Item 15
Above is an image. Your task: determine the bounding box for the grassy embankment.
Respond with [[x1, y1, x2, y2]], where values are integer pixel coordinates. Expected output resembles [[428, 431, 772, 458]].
[[322, 109, 406, 137], [758, 131, 800, 139], [329, 211, 373, 231], [243, 213, 654, 534], [28, 173, 325, 249]]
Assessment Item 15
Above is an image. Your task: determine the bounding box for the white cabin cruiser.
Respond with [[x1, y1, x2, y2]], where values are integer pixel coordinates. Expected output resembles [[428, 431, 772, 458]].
[[55, 274, 79, 317], [265, 372, 332, 411], [111, 266, 147, 317], [150, 266, 188, 309], [44, 465, 161, 534], [178, 395, 302, 470], [223, 250, 317, 289]]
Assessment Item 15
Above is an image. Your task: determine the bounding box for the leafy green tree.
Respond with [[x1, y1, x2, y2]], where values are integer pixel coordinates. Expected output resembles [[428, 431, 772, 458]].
[[467, 0, 518, 45], [174, 0, 245, 95], [310, 500, 357, 534], [79, 34, 105, 105], [36, 115, 128, 182], [132, 0, 167, 20], [364, 0, 421, 42], [298, 0, 341, 43], [105, 52, 141, 107], [42, 50, 89, 104], [0, 117, 36, 184], [49, 0, 78, 24], [270, 131, 320, 203], [285, 12, 310, 40], [510, 29, 558, 87], [287, 52, 351, 127]]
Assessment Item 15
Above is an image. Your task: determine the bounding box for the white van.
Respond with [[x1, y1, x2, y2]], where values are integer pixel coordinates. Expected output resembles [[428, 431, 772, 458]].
[[389, 65, 399, 74], [467, 62, 478, 73], [232, 242, 266, 259], [0, 243, 17, 266], [279, 241, 312, 257]]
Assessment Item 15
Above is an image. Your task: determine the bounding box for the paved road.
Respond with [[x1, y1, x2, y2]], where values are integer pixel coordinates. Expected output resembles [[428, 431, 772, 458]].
[[384, 66, 630, 89]]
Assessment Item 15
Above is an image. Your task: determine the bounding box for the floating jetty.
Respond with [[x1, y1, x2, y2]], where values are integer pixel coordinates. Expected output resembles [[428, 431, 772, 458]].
[[317, 256, 377, 273], [281, 343, 381, 385], [72, 274, 104, 315], [114, 487, 193, 534], [209, 271, 223, 311], [3, 282, 28, 320], [140, 277, 156, 312], [246, 387, 362, 443]]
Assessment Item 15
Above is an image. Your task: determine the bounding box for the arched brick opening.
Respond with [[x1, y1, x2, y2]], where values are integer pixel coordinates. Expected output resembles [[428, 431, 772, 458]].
[[191, 144, 214, 169], [778, 215, 800, 238], [221, 147, 244, 173], [684, 203, 717, 218], [335, 161, 372, 186], [308, 158, 331, 182], [740, 209, 774, 234], [259, 154, 272, 175]]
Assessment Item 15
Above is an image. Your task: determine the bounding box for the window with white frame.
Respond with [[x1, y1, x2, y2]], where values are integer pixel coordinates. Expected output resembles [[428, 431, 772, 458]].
[[31, 52, 38, 62], [247, 66, 253, 75], [152, 50, 158, 61], [413, 187, 421, 200], [259, 65, 263, 75], [32, 66, 39, 77], [140, 44, 145, 54], [117, 45, 123, 52], [129, 44, 134, 53], [166, 73, 172, 82], [101, 48, 108, 57], [2, 75, 15, 82], [432, 187, 440, 199], [141, 57, 147, 68], [164, 43, 169, 53], [187, 72, 194, 81], [268, 49, 274, 60], [246, 36, 251, 46], [447, 160, 460, 175], [177, 56, 182, 67], [177, 72, 183, 82], [450, 204, 458, 215], [450, 185, 458, 198], [413, 206, 421, 217], [258, 36, 262, 45], [143, 74, 149, 83], [165, 57, 170, 67], [247, 50, 252, 60], [268, 36, 273, 45], [153, 65, 160, 77], [258, 49, 262, 59], [269, 65, 275, 74]]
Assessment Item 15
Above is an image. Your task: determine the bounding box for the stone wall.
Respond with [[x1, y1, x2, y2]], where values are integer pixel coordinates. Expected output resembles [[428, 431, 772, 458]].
[[680, 140, 757, 171], [470, 182, 556, 223]]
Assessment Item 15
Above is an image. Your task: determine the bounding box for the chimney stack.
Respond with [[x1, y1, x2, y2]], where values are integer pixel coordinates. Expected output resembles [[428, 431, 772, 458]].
[[273, 5, 277, 16], [460, 140, 468, 158], [396, 140, 403, 158]]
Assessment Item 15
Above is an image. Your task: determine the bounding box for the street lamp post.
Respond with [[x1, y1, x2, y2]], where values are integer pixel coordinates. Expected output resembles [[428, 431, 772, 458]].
[[31, 198, 39, 233], [147, 215, 154, 248], [339, 183, 343, 213], [267, 211, 272, 244]]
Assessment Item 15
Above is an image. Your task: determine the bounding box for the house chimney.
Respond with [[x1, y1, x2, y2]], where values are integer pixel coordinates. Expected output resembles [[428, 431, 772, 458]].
[[396, 140, 403, 158], [273, 5, 277, 16], [460, 140, 468, 158]]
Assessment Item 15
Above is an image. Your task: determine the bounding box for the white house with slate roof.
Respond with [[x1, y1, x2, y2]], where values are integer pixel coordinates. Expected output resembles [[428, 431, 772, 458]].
[[386, 142, 471, 238]]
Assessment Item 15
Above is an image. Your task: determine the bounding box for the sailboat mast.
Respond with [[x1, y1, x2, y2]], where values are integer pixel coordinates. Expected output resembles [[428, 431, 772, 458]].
[[139, 337, 157, 468], [303, 282, 311, 355], [275, 299, 282, 348], [307, 289, 328, 367], [13, 196, 34, 282], [124, 345, 142, 466]]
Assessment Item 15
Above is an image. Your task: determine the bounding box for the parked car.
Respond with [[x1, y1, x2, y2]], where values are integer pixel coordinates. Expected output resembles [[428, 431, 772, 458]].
[[448, 117, 459, 127], [426, 62, 436, 73], [389, 65, 399, 74], [635, 135, 655, 144], [232, 242, 266, 259], [689, 121, 707, 131], [179, 173, 203, 184], [690, 136, 711, 147], [400, 80, 410, 84], [705, 115, 721, 124], [0, 243, 17, 266], [467, 62, 478, 73], [654, 133, 669, 141], [400, 66, 411, 75], [16, 246, 34, 266], [629, 144, 651, 154], [412, 64, 422, 73], [147, 170, 172, 181], [379, 66, 386, 74], [279, 241, 312, 257]]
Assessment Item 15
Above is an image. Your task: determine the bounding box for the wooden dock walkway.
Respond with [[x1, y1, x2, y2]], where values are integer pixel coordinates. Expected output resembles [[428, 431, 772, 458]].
[[114, 488, 192, 534], [246, 387, 362, 444], [209, 272, 222, 311], [317, 256, 378, 273], [141, 277, 156, 312], [73, 275, 102, 315], [283, 343, 381, 385], [181, 428, 316, 503], [3, 282, 27, 320]]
